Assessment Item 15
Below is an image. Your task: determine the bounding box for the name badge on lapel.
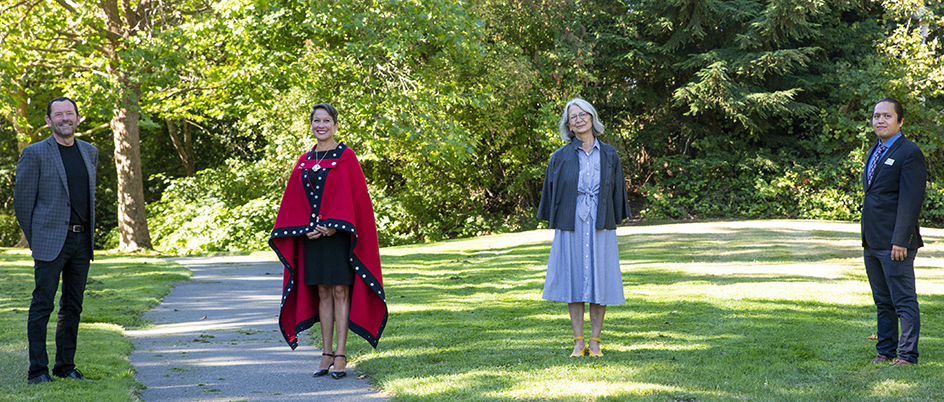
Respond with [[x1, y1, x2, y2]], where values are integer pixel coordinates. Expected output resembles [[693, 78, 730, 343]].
[[884, 159, 895, 166]]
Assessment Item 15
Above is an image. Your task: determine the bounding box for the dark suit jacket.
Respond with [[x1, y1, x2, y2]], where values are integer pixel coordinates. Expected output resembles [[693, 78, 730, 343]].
[[537, 138, 630, 231], [861, 135, 926, 250], [13, 135, 98, 261]]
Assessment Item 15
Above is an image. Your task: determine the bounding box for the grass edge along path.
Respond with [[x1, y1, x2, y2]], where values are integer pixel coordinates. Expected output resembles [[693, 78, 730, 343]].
[[0, 250, 191, 402], [2, 220, 944, 401], [355, 220, 944, 402]]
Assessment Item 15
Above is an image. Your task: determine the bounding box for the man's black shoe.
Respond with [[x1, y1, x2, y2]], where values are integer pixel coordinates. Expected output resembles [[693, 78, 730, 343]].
[[27, 373, 54, 384], [54, 369, 90, 381]]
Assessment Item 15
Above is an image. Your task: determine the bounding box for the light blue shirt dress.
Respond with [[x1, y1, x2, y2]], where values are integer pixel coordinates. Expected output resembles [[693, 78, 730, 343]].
[[542, 139, 625, 305]]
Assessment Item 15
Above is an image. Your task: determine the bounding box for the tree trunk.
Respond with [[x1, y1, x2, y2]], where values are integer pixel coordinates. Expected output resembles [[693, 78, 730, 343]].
[[10, 86, 38, 248], [12, 87, 39, 153], [166, 118, 196, 176], [112, 80, 152, 251]]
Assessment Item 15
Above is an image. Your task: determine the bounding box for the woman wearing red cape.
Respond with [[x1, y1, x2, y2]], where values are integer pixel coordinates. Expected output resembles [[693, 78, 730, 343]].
[[269, 103, 388, 379]]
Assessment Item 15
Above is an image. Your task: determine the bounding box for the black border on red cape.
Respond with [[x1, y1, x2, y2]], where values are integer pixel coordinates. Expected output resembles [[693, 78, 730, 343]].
[[269, 142, 388, 349]]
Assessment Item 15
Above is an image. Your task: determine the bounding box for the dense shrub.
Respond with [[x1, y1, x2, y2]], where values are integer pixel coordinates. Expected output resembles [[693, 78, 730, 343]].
[[0, 126, 19, 247], [922, 182, 944, 228], [640, 150, 863, 221], [147, 154, 550, 254], [0, 214, 19, 247], [147, 159, 282, 255], [641, 149, 944, 228]]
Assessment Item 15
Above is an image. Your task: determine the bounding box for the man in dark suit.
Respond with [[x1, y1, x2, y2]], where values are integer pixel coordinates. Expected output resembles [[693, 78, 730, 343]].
[[861, 97, 926, 367], [14, 97, 98, 384]]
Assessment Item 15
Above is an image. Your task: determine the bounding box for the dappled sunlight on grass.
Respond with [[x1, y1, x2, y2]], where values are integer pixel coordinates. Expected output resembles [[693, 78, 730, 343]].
[[508, 374, 683, 400], [358, 220, 944, 401], [616, 335, 721, 352], [871, 379, 915, 396], [0, 249, 191, 401], [383, 230, 553, 255]]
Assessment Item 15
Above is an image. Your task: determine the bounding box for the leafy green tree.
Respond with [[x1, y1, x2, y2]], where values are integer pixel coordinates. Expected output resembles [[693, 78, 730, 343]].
[[1, 0, 313, 250], [140, 0, 310, 176], [826, 1, 944, 224], [261, 0, 496, 243], [468, 0, 594, 218], [285, 0, 599, 242], [580, 0, 917, 220], [826, 1, 944, 176], [0, 0, 114, 246], [589, 0, 887, 154], [148, 0, 591, 251], [0, 0, 192, 251], [0, 0, 64, 152]]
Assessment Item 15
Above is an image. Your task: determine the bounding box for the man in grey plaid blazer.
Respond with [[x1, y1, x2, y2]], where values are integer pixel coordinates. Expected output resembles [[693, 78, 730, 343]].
[[14, 97, 98, 384]]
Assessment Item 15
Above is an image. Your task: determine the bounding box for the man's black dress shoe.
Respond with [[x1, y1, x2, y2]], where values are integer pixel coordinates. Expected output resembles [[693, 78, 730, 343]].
[[27, 373, 54, 384], [54, 369, 90, 380]]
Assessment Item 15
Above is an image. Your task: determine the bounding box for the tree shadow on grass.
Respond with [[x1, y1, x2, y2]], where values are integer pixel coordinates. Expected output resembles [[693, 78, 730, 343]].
[[0, 249, 189, 398], [619, 227, 864, 265], [363, 229, 944, 401], [368, 285, 944, 401], [0, 323, 142, 402]]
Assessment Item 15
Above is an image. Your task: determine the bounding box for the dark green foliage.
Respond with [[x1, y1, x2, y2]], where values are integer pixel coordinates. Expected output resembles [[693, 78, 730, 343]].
[[921, 182, 944, 227], [583, 0, 944, 225], [146, 159, 282, 254], [587, 0, 883, 157], [89, 128, 118, 250], [641, 150, 862, 221], [0, 126, 18, 246], [5, 0, 944, 251]]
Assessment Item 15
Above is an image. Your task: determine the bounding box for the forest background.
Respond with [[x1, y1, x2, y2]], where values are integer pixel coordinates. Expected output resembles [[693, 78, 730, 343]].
[[1, 0, 943, 254]]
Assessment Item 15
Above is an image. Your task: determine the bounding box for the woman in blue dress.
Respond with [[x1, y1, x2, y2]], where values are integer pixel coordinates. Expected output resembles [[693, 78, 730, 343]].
[[537, 98, 630, 357]]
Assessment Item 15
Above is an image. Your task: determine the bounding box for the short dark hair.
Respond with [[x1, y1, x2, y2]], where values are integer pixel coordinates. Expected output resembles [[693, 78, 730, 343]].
[[46, 96, 79, 117], [876, 97, 904, 123], [310, 103, 338, 123]]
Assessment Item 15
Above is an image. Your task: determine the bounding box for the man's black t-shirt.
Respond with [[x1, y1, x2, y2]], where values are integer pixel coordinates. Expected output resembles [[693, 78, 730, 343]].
[[57, 142, 90, 226]]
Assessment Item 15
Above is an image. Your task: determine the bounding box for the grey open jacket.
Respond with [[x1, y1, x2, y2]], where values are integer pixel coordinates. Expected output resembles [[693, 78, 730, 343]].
[[537, 138, 630, 231], [13, 135, 98, 261]]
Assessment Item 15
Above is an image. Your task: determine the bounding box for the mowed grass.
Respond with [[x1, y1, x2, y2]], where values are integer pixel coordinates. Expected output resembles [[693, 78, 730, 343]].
[[2, 220, 944, 401], [357, 220, 944, 402], [0, 248, 190, 402]]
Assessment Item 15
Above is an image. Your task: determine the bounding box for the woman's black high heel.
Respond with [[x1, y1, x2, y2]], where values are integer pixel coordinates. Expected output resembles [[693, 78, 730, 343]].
[[312, 353, 334, 377], [330, 354, 347, 379]]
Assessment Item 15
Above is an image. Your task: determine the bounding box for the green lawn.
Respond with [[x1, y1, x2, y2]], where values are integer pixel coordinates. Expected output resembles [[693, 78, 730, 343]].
[[0, 248, 190, 402], [2, 220, 943, 401], [356, 220, 944, 401]]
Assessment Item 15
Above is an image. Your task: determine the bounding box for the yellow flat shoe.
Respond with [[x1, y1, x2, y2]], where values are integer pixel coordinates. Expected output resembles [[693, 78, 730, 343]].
[[588, 337, 603, 357], [570, 336, 589, 357]]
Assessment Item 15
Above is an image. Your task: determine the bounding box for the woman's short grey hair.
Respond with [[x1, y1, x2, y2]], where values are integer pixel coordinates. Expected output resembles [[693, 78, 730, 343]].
[[558, 98, 605, 141]]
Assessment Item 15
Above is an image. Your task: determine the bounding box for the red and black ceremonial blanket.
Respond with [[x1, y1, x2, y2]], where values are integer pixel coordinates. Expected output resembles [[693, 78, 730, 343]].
[[269, 142, 388, 349]]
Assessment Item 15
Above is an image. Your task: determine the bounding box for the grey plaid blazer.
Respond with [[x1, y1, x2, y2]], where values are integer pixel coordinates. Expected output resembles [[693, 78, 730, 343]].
[[13, 135, 98, 262]]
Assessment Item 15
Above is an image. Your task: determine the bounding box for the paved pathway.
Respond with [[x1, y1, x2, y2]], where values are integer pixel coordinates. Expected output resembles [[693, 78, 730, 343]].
[[126, 255, 388, 402]]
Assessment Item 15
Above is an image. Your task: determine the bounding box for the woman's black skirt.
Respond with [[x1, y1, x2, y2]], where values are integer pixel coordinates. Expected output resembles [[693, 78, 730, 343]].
[[303, 232, 354, 286]]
